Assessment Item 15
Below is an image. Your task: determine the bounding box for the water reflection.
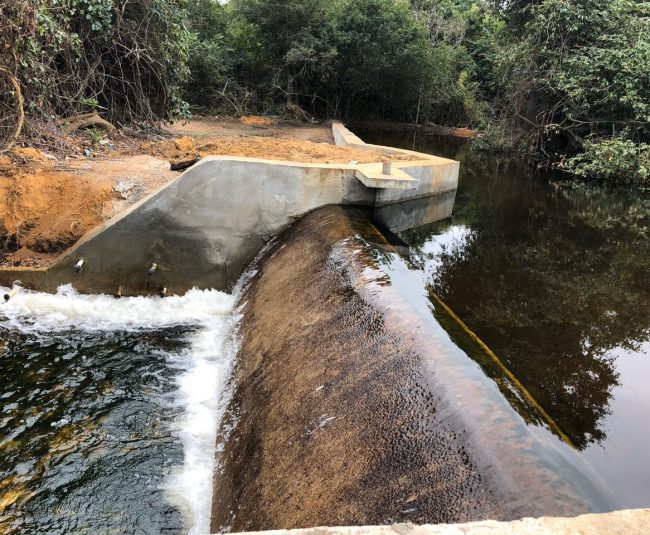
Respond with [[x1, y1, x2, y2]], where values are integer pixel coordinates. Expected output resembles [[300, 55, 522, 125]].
[[373, 191, 457, 234], [360, 129, 650, 508]]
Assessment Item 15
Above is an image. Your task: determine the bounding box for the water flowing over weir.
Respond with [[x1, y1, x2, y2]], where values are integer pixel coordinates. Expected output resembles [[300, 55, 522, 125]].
[[211, 206, 619, 533], [0, 287, 237, 534]]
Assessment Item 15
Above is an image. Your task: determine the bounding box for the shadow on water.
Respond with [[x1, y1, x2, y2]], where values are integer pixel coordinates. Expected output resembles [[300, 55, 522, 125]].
[[361, 128, 650, 509]]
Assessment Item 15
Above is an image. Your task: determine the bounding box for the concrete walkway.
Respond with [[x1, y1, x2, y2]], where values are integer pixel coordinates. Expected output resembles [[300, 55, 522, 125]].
[[222, 508, 650, 535]]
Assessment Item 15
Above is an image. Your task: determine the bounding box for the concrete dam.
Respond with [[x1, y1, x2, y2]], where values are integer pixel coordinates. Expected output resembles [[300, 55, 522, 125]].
[[0, 124, 647, 535], [211, 206, 617, 532]]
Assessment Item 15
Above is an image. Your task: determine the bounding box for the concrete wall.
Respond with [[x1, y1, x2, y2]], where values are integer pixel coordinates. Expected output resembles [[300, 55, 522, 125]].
[[0, 158, 372, 295], [374, 190, 457, 233], [331, 122, 459, 205], [220, 508, 650, 535], [0, 125, 459, 295]]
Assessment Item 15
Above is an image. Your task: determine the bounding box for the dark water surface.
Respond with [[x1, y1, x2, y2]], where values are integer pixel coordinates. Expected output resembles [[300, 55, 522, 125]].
[[0, 328, 189, 534], [0, 288, 235, 534], [212, 205, 619, 531], [363, 129, 650, 509]]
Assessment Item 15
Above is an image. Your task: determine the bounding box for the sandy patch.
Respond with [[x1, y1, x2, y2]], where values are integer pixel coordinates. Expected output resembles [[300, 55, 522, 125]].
[[239, 115, 277, 126], [146, 135, 415, 166]]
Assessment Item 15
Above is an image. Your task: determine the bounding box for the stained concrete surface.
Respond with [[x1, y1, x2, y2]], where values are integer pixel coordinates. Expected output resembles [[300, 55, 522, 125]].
[[373, 191, 457, 233], [210, 206, 616, 533]]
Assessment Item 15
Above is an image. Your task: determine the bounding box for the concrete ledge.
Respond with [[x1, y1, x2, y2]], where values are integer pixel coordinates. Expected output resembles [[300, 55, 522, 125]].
[[221, 508, 650, 535], [355, 163, 418, 189], [332, 122, 459, 204]]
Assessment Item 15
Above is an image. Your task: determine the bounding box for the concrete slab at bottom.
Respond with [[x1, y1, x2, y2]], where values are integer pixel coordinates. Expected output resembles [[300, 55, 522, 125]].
[[219, 508, 650, 535]]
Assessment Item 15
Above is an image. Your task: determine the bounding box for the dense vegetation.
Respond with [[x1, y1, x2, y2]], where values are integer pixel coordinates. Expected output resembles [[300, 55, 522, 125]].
[[1, 0, 649, 185], [0, 0, 190, 125]]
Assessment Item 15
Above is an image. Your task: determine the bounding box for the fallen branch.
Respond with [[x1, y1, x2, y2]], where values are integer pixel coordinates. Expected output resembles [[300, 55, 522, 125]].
[[284, 103, 317, 124], [59, 112, 116, 133]]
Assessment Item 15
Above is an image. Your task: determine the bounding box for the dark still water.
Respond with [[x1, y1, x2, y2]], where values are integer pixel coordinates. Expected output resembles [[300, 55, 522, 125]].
[[363, 129, 650, 509], [0, 288, 236, 534]]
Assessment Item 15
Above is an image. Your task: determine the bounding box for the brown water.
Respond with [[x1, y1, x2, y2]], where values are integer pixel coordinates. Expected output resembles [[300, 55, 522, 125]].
[[362, 130, 650, 510]]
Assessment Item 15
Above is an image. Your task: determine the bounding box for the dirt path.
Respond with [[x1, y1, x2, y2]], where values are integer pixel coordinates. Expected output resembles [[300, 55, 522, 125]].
[[167, 116, 335, 144], [0, 117, 405, 268]]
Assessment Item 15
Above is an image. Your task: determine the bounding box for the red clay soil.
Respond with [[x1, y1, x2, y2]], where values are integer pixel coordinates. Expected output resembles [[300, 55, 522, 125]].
[[157, 116, 418, 164], [145, 134, 416, 166], [0, 149, 175, 268], [166, 116, 333, 143]]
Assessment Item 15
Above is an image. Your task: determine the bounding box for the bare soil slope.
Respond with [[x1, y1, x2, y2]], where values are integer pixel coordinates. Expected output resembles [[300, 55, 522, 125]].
[[0, 150, 175, 267]]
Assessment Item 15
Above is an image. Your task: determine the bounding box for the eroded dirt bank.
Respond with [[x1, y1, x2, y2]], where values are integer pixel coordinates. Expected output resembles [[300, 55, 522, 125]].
[[211, 206, 612, 533], [0, 149, 175, 267]]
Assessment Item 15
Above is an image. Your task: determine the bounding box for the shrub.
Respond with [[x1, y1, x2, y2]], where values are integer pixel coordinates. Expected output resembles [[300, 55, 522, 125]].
[[0, 0, 191, 125], [565, 139, 650, 187]]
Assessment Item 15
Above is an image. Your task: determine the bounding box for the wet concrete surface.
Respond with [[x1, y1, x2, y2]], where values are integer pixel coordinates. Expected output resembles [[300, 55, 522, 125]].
[[211, 206, 616, 533]]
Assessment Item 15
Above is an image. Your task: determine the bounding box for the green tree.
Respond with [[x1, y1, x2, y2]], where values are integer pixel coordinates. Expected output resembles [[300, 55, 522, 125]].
[[329, 0, 432, 119], [184, 0, 236, 112], [410, 0, 487, 125], [0, 0, 192, 124], [482, 0, 650, 185], [231, 0, 336, 109]]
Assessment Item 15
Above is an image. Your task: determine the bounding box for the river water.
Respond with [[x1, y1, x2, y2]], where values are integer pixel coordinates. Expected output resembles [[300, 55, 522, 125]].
[[0, 286, 236, 534], [363, 129, 650, 510]]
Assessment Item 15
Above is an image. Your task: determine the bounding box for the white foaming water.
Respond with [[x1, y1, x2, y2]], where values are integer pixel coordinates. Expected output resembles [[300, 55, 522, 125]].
[[0, 284, 238, 535], [164, 314, 240, 534], [0, 284, 233, 332]]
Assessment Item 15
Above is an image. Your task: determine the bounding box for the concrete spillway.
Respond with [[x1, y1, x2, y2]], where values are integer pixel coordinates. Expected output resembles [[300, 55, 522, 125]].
[[211, 206, 617, 533]]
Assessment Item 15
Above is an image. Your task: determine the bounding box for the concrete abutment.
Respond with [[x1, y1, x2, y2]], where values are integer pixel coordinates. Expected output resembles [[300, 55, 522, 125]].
[[0, 123, 458, 295]]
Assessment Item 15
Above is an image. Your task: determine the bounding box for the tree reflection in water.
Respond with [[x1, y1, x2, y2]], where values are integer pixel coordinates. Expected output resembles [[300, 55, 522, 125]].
[[398, 143, 650, 450]]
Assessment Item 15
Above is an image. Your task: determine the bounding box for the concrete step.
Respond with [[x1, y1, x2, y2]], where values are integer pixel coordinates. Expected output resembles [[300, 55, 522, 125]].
[[354, 162, 418, 190]]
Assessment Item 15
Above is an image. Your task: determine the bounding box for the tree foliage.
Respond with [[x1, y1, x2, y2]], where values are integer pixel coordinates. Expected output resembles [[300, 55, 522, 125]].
[[2, 0, 649, 185], [0, 0, 191, 125], [478, 0, 650, 185], [184, 0, 479, 125]]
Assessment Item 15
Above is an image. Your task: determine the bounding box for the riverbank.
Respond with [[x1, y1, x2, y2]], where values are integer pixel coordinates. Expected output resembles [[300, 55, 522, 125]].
[[0, 117, 408, 269], [347, 120, 478, 140]]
